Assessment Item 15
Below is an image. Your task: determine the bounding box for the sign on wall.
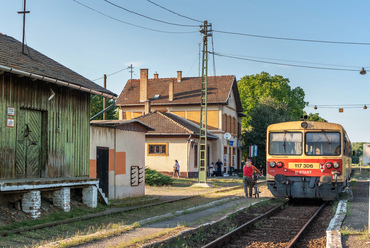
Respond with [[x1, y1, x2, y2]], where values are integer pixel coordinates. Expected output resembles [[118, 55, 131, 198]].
[[7, 107, 15, 116], [7, 118, 15, 127]]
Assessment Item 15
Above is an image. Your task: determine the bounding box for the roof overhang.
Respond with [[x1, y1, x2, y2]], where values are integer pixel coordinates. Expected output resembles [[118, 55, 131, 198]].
[[90, 119, 155, 131]]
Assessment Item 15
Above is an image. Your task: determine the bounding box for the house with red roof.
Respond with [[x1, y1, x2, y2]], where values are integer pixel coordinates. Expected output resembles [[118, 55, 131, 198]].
[[116, 69, 245, 177]]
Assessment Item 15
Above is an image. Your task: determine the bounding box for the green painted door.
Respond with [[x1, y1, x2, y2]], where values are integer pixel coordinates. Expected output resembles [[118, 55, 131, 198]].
[[16, 109, 42, 178]]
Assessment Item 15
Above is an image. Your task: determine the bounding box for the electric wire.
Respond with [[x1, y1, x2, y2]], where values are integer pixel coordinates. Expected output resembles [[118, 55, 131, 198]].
[[210, 52, 360, 72], [213, 30, 370, 45], [216, 53, 364, 69], [146, 0, 202, 23], [73, 0, 197, 34], [92, 67, 130, 81], [103, 0, 198, 27]]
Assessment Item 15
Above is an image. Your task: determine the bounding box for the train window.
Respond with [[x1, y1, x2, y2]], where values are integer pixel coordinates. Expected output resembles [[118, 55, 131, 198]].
[[269, 132, 302, 155], [305, 132, 341, 156]]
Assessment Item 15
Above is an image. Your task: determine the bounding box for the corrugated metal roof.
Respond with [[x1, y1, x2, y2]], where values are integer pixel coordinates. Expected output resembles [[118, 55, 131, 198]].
[[0, 34, 116, 98]]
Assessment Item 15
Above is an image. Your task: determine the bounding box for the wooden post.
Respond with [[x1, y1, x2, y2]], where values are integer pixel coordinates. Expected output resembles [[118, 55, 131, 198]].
[[103, 74, 107, 120]]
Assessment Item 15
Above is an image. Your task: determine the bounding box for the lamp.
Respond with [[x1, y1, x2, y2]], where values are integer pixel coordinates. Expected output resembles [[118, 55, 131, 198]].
[[314, 105, 317, 110], [360, 67, 366, 75], [48, 88, 55, 101], [190, 139, 195, 148], [364, 105, 368, 109]]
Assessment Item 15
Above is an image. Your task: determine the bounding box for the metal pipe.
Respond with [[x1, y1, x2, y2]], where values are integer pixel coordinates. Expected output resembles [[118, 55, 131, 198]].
[[0, 65, 117, 99], [90, 100, 117, 121]]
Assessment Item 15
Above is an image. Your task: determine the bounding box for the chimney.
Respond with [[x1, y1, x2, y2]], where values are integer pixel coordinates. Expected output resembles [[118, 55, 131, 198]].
[[140, 68, 148, 102], [169, 81, 174, 101], [154, 73, 159, 79], [144, 100, 151, 114], [177, 71, 182, 82]]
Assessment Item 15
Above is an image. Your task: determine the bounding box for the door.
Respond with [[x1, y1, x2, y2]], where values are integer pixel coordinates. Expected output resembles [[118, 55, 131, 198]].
[[16, 109, 42, 178], [96, 147, 109, 196]]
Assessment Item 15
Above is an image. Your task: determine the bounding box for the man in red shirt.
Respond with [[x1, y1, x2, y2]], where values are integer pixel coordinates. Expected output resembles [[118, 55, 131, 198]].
[[243, 159, 261, 198]]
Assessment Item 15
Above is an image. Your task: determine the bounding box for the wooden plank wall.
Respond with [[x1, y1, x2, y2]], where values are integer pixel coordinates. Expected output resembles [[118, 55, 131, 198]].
[[0, 73, 90, 179]]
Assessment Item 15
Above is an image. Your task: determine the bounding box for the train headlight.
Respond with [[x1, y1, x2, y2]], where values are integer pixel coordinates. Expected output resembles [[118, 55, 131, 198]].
[[269, 161, 276, 168], [333, 162, 340, 169], [325, 162, 333, 169], [277, 161, 284, 168]]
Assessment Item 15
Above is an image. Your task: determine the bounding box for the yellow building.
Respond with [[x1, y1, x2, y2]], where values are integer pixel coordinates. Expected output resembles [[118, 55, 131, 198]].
[[116, 69, 245, 177]]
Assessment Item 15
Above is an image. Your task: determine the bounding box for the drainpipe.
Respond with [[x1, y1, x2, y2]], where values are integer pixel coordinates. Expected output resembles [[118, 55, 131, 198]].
[[186, 134, 192, 178], [90, 100, 116, 121]]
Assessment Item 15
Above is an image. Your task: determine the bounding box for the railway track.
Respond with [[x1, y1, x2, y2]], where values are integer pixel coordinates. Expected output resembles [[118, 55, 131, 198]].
[[0, 182, 254, 247], [202, 200, 327, 248]]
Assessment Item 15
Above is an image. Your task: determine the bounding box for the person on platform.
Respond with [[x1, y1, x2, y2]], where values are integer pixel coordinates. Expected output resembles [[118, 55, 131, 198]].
[[173, 160, 180, 178], [243, 159, 261, 198], [215, 159, 223, 176]]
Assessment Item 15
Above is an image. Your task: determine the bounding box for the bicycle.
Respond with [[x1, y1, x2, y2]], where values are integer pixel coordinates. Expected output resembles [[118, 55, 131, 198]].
[[252, 174, 260, 198]]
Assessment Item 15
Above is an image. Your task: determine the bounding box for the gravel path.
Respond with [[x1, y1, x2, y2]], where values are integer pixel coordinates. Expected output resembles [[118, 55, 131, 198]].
[[74, 196, 265, 248], [342, 179, 370, 248]]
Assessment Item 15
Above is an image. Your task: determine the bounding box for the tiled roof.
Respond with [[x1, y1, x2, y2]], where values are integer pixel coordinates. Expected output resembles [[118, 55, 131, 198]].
[[135, 111, 219, 140], [0, 34, 116, 97], [117, 75, 243, 112]]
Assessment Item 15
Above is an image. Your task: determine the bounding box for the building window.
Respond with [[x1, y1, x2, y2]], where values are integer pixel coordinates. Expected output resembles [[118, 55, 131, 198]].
[[147, 143, 168, 156]]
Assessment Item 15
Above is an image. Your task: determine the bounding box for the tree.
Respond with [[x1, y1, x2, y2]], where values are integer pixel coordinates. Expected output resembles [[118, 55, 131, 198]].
[[242, 97, 293, 167], [90, 95, 118, 120], [352, 142, 365, 164], [303, 112, 327, 122], [238, 72, 307, 128]]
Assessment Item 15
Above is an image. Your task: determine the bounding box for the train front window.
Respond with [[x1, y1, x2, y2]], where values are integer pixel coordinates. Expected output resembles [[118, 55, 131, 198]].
[[269, 132, 302, 155], [305, 132, 341, 156]]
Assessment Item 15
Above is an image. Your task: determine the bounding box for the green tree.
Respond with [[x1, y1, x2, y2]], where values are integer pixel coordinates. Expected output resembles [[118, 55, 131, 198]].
[[238, 72, 307, 128], [90, 95, 118, 120], [352, 142, 365, 164], [242, 97, 293, 167], [303, 112, 327, 122]]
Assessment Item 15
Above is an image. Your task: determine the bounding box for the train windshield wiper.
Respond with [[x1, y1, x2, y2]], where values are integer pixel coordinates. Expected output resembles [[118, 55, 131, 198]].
[[322, 130, 331, 145], [283, 131, 287, 153]]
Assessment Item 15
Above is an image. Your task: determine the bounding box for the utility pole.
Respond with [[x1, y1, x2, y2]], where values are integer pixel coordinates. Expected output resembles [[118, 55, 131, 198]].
[[198, 42, 201, 77], [129, 64, 133, 80], [198, 21, 212, 184], [103, 74, 107, 120], [18, 0, 30, 55]]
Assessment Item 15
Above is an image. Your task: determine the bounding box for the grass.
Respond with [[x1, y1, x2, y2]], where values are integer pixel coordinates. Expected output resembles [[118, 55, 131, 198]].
[[0, 176, 248, 247], [341, 226, 370, 236]]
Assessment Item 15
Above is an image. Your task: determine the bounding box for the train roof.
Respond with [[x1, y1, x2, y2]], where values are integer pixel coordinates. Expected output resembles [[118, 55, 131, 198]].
[[267, 121, 345, 131]]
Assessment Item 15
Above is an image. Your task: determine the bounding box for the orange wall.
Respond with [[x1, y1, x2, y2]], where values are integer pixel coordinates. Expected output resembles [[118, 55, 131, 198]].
[[187, 110, 219, 129], [89, 160, 97, 178], [116, 152, 126, 175], [172, 111, 185, 118]]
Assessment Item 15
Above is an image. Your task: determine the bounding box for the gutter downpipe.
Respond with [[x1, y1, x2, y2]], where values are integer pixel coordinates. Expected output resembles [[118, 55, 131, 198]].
[[187, 134, 192, 178], [90, 100, 117, 121]]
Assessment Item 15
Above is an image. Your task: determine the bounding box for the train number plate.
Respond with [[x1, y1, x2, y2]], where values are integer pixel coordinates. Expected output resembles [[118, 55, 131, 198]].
[[288, 163, 319, 169]]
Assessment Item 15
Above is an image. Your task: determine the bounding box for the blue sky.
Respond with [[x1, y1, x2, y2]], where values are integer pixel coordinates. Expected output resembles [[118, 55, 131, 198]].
[[1, 0, 370, 142]]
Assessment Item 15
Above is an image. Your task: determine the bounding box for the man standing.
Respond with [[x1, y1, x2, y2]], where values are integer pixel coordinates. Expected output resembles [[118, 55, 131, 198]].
[[243, 159, 253, 198], [243, 159, 261, 198], [215, 159, 223, 176]]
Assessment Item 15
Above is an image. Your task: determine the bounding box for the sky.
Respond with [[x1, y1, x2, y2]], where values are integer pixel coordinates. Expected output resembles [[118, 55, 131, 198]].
[[1, 0, 370, 142]]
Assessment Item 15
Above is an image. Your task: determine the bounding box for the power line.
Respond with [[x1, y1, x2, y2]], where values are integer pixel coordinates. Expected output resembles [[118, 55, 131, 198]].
[[92, 67, 130, 81], [104, 0, 198, 27], [216, 53, 364, 69], [146, 0, 202, 23], [73, 0, 197, 34], [210, 51, 361, 72], [213, 29, 370, 46]]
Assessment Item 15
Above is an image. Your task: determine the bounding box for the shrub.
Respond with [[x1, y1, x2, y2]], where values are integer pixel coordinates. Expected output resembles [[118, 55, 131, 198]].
[[145, 167, 174, 186]]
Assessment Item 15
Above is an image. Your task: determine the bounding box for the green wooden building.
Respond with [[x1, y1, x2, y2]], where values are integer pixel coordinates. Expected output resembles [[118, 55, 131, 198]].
[[0, 34, 117, 215]]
